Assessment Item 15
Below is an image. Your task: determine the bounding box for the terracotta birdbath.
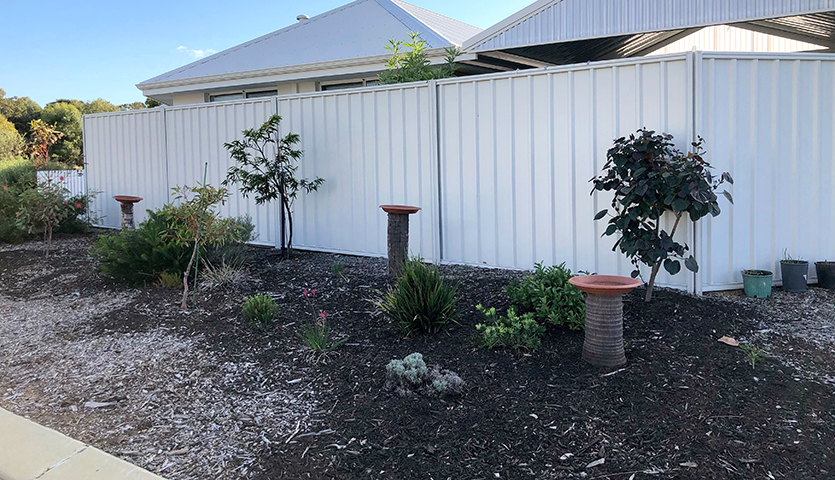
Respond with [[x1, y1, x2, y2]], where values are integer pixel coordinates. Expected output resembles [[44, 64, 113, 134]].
[[569, 275, 642, 368], [113, 195, 143, 230], [380, 205, 421, 275]]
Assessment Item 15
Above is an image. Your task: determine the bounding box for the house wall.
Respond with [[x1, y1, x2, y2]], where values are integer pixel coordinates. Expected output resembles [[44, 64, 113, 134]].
[[85, 52, 835, 292], [171, 92, 206, 106], [652, 25, 826, 55]]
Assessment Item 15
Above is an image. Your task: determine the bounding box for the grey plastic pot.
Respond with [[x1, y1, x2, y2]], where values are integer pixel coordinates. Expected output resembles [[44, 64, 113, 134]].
[[815, 261, 835, 290], [780, 260, 809, 293]]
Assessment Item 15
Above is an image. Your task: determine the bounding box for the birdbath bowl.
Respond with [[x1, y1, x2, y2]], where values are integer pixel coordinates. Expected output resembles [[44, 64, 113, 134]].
[[569, 275, 642, 368], [380, 205, 421, 275], [114, 195, 143, 230]]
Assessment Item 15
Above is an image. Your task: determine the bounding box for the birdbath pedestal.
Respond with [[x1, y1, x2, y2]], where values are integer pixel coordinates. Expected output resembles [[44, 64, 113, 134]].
[[113, 195, 143, 230], [380, 205, 421, 276], [569, 275, 642, 368]]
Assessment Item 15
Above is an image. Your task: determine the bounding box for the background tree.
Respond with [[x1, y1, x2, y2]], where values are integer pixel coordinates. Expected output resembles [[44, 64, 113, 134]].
[[224, 114, 324, 259], [592, 129, 733, 301], [119, 101, 147, 111], [377, 32, 461, 85], [82, 98, 120, 114], [0, 114, 24, 160], [41, 102, 83, 165], [0, 89, 42, 135], [145, 98, 162, 108]]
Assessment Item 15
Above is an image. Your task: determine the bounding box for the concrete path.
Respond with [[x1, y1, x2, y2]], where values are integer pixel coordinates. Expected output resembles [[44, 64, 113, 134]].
[[0, 408, 166, 480]]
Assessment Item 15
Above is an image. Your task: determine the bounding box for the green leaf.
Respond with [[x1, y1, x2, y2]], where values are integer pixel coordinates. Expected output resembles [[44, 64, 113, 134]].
[[685, 255, 699, 273], [594, 209, 608, 220], [604, 224, 618, 236], [671, 198, 690, 212], [721, 190, 734, 205], [663, 258, 681, 275]]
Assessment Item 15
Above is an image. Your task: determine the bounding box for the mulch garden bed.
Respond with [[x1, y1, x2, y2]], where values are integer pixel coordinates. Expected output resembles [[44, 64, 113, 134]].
[[1, 232, 833, 479]]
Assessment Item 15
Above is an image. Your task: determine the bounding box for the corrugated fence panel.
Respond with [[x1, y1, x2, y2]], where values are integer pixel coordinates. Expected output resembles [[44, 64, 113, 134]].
[[37, 170, 86, 198], [277, 84, 438, 261], [83, 109, 167, 228], [165, 98, 278, 246], [698, 53, 835, 290], [437, 55, 693, 288]]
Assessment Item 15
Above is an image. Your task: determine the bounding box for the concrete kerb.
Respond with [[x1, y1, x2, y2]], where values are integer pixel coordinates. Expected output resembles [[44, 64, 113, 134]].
[[0, 408, 166, 480]]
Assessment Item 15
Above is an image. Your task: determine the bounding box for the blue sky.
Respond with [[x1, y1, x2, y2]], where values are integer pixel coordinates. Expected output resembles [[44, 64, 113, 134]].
[[0, 0, 532, 107]]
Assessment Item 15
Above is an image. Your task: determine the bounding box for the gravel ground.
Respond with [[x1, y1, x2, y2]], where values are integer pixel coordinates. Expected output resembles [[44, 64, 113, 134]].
[[710, 287, 835, 387], [0, 236, 317, 479]]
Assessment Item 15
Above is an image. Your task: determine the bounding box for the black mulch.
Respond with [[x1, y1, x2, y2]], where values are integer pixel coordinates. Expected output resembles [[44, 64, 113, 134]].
[[2, 232, 833, 480]]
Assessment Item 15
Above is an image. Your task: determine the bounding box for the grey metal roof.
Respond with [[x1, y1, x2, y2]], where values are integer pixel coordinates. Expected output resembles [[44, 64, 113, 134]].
[[139, 0, 481, 87], [464, 0, 835, 61]]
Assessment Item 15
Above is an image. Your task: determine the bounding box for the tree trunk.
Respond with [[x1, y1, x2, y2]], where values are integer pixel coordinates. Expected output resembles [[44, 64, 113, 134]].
[[181, 237, 201, 310], [644, 213, 683, 302], [284, 199, 293, 260], [645, 263, 662, 302]]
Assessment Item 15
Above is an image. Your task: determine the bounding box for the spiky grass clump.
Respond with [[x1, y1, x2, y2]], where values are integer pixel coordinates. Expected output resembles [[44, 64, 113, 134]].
[[376, 257, 457, 334], [242, 293, 278, 326]]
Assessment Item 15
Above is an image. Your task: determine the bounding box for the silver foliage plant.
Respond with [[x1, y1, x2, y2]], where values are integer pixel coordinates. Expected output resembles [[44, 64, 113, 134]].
[[385, 353, 465, 397]]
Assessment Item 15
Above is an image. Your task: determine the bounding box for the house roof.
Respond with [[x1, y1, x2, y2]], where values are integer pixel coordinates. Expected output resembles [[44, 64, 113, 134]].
[[138, 0, 481, 89], [463, 0, 835, 64]]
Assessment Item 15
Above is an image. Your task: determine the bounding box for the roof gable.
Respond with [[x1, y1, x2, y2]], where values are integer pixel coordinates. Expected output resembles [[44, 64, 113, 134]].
[[140, 0, 481, 87]]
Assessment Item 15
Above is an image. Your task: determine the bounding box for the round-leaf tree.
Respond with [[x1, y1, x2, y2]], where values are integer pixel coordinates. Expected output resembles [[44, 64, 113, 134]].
[[223, 115, 324, 259], [592, 129, 733, 301]]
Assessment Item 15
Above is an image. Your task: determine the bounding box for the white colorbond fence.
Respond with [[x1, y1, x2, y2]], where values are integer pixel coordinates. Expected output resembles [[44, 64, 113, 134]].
[[83, 51, 835, 292], [37, 170, 86, 198]]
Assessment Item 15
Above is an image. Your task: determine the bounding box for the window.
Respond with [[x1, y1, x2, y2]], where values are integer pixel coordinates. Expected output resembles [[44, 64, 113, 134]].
[[246, 90, 278, 98], [320, 78, 380, 91], [209, 92, 244, 102], [209, 90, 278, 102], [321, 82, 364, 91]]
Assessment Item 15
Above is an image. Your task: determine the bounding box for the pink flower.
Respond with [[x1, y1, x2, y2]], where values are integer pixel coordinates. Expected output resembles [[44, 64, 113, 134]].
[[302, 289, 309, 297], [59, 175, 64, 181], [74, 202, 82, 209], [1, 185, 6, 190], [319, 311, 328, 320], [311, 289, 316, 297], [63, 200, 68, 205]]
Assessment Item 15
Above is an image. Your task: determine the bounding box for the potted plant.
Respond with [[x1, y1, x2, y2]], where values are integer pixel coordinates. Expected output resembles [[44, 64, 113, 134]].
[[815, 260, 835, 290], [741, 270, 773, 298], [780, 250, 808, 293]]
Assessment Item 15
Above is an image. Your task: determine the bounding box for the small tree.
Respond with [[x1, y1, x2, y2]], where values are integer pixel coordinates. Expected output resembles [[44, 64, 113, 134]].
[[15, 177, 71, 256], [223, 115, 324, 259], [377, 32, 461, 85], [169, 181, 237, 310], [592, 129, 733, 301]]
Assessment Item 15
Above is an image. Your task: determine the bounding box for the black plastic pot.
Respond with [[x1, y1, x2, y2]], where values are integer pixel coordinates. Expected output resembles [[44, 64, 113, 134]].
[[815, 261, 835, 290], [780, 260, 809, 293]]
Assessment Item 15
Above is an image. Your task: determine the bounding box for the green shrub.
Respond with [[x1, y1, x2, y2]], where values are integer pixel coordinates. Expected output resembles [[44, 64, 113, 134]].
[[157, 271, 182, 289], [242, 293, 278, 326], [0, 157, 36, 190], [203, 214, 257, 268], [385, 353, 464, 397], [376, 257, 458, 334], [90, 207, 193, 284], [475, 304, 546, 350], [91, 204, 250, 286], [505, 262, 586, 330]]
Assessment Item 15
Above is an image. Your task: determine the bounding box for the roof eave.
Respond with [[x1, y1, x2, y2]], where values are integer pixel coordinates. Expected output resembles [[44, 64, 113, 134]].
[[137, 49, 476, 95]]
